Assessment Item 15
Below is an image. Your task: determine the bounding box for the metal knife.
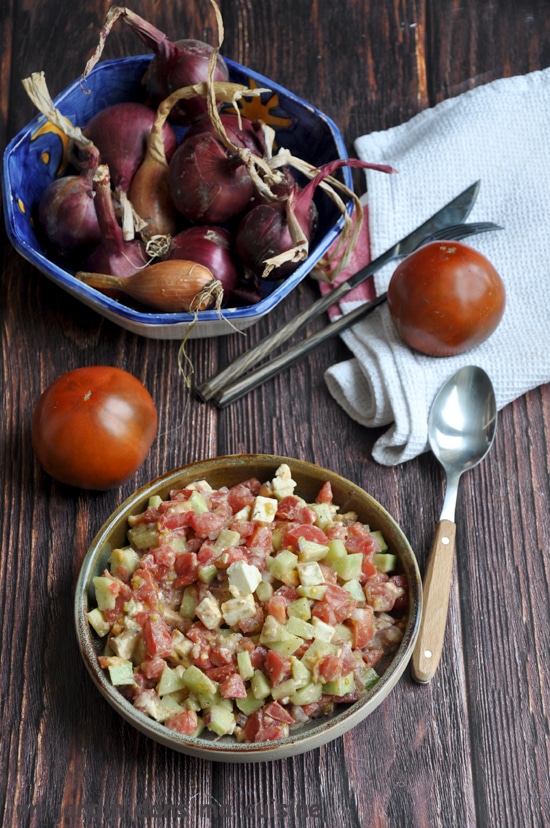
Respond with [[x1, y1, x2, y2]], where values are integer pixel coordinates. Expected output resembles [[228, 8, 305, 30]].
[[196, 180, 481, 401]]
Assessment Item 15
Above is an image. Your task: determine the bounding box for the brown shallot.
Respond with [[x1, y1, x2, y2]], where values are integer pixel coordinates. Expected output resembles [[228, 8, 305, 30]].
[[75, 260, 223, 313]]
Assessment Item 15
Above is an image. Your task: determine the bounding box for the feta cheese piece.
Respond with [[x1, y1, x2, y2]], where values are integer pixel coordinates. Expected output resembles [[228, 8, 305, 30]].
[[221, 594, 257, 627], [297, 560, 325, 587], [110, 617, 142, 659], [251, 495, 278, 523], [311, 616, 336, 642], [195, 592, 222, 630], [271, 464, 297, 499], [227, 561, 262, 597]]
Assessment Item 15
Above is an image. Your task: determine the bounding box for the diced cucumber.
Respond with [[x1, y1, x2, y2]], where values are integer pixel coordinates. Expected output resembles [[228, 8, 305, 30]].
[[214, 528, 241, 551], [291, 656, 311, 689], [289, 682, 323, 706], [331, 552, 363, 581], [271, 678, 298, 700], [182, 665, 218, 697], [285, 615, 316, 640], [127, 522, 159, 550], [148, 495, 163, 509], [251, 669, 271, 700], [106, 659, 135, 687], [287, 596, 312, 620], [255, 580, 274, 602], [324, 539, 347, 563], [198, 564, 218, 584], [188, 490, 209, 513], [237, 650, 254, 681], [268, 550, 299, 585], [205, 704, 236, 736], [109, 546, 140, 580], [308, 502, 334, 530], [236, 689, 265, 715], [87, 608, 110, 637], [297, 538, 329, 562], [323, 672, 355, 697], [342, 578, 366, 602], [297, 561, 324, 587], [373, 553, 397, 573], [371, 530, 388, 552], [157, 665, 188, 696], [93, 575, 117, 612], [180, 585, 198, 618], [296, 584, 327, 600]]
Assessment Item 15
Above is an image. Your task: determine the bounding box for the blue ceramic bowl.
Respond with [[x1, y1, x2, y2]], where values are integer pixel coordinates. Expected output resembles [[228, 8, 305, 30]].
[[3, 56, 351, 339]]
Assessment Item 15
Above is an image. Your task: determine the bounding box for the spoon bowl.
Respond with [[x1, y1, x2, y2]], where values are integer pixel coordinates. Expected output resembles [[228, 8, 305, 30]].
[[411, 365, 497, 683]]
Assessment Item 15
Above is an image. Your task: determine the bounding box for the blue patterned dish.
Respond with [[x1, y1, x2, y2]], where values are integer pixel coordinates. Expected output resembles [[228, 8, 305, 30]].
[[3, 56, 351, 339]]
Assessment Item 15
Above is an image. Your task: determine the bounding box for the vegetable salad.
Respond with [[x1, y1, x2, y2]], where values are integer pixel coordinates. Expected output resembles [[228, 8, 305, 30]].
[[88, 465, 408, 743]]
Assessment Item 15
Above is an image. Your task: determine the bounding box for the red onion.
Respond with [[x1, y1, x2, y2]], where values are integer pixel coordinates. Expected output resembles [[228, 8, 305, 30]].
[[37, 147, 102, 255], [83, 6, 229, 126], [167, 226, 239, 303], [236, 158, 396, 281], [83, 165, 148, 284], [83, 102, 177, 195], [184, 113, 266, 156], [168, 131, 255, 224]]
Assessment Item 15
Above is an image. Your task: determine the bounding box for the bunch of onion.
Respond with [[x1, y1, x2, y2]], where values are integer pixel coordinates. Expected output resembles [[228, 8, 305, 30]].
[[129, 78, 266, 242], [21, 72, 103, 256], [83, 101, 177, 239], [82, 1, 228, 125]]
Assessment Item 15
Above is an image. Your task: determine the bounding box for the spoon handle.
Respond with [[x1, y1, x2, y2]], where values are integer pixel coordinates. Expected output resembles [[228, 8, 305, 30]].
[[411, 519, 457, 683]]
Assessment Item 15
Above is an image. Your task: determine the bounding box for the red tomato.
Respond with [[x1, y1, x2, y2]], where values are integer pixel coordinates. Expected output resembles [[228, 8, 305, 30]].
[[31, 366, 158, 490], [387, 241, 506, 356]]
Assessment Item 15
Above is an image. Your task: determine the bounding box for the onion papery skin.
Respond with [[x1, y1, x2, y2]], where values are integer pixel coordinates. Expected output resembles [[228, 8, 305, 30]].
[[146, 39, 229, 125], [37, 174, 102, 256], [83, 102, 177, 192], [168, 131, 254, 225], [168, 226, 239, 303]]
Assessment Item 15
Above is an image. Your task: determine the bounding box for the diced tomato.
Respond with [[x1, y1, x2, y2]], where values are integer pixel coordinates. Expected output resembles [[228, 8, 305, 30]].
[[246, 524, 273, 556], [315, 481, 333, 504], [263, 701, 295, 724], [390, 574, 409, 613], [265, 650, 292, 686], [220, 672, 247, 699], [255, 723, 290, 741], [189, 510, 227, 538], [322, 583, 357, 622], [360, 557, 377, 582], [215, 546, 248, 570], [140, 656, 166, 681], [204, 664, 235, 681], [242, 707, 291, 742], [318, 654, 344, 682], [248, 645, 268, 670], [165, 709, 199, 735], [237, 605, 265, 635], [345, 522, 380, 557], [158, 510, 194, 531], [347, 607, 374, 649], [267, 594, 288, 624], [333, 689, 362, 703], [131, 568, 160, 611], [325, 523, 348, 540], [174, 551, 199, 585], [227, 519, 256, 538], [142, 614, 174, 659], [227, 479, 261, 511], [301, 698, 334, 718], [197, 543, 221, 566], [362, 649, 384, 669], [364, 573, 403, 612], [276, 496, 317, 524], [282, 523, 329, 549]]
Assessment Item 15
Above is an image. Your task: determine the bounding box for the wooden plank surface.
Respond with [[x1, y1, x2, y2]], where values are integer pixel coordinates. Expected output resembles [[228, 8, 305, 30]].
[[1, 1, 549, 827]]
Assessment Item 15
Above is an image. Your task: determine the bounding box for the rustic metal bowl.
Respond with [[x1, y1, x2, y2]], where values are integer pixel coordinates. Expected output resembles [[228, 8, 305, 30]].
[[3, 56, 352, 339], [75, 455, 421, 762]]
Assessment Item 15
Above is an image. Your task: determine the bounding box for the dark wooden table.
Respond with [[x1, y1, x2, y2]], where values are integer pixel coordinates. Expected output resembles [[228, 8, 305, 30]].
[[1, 2, 549, 826]]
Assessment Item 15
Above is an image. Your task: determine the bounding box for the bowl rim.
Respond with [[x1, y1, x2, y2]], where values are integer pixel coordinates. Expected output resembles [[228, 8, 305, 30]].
[[74, 454, 422, 762], [3, 55, 352, 329]]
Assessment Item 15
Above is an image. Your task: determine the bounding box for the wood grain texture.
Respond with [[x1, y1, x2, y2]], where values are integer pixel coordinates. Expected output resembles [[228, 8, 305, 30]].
[[1, 1, 549, 827]]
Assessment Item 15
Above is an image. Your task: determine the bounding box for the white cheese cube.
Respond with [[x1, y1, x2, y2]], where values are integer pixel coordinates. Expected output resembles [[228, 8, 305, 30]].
[[271, 464, 297, 499], [297, 561, 325, 587], [221, 594, 257, 627], [227, 561, 262, 597], [195, 592, 222, 629], [251, 495, 278, 523]]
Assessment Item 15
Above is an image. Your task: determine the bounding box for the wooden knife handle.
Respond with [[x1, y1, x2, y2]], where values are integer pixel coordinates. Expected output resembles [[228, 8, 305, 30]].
[[411, 519, 457, 684]]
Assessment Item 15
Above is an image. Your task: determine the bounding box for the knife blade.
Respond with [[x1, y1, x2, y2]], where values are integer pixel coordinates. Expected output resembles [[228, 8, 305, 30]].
[[196, 180, 481, 401]]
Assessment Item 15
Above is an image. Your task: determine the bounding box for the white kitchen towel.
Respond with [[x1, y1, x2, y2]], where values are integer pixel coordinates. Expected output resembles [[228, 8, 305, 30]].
[[324, 68, 550, 466]]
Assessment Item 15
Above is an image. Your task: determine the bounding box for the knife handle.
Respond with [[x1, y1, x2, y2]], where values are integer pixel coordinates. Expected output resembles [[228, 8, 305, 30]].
[[411, 519, 457, 684]]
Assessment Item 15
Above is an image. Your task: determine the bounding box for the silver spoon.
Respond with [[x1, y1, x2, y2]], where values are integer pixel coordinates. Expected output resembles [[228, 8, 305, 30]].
[[411, 365, 497, 684]]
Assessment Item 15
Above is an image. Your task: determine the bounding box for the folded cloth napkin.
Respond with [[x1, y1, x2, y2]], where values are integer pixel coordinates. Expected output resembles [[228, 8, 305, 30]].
[[324, 67, 550, 466]]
